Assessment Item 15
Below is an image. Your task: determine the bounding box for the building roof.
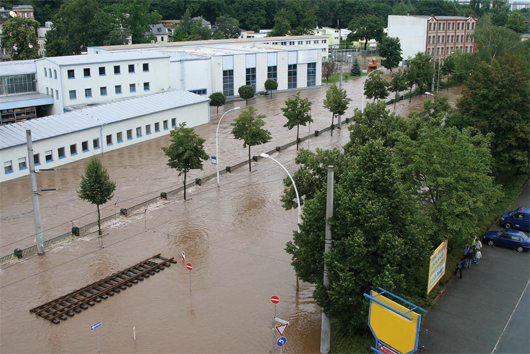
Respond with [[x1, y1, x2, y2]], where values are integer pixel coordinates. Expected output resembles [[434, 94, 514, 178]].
[[0, 60, 36, 75], [146, 24, 168, 36], [0, 90, 209, 149], [37, 51, 169, 66]]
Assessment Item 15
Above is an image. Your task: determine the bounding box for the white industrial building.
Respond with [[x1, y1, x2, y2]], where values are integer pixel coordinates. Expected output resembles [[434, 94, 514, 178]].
[[1, 90, 209, 182]]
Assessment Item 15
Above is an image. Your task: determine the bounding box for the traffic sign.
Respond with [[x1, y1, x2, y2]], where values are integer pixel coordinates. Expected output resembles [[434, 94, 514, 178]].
[[274, 317, 289, 325], [90, 321, 102, 330], [186, 263, 193, 270], [277, 336, 287, 347], [181, 251, 185, 261], [211, 156, 217, 165], [270, 295, 279, 304], [276, 323, 288, 336]]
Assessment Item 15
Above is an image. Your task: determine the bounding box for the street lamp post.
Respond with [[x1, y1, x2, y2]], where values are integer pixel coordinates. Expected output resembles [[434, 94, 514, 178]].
[[361, 69, 378, 115], [216, 106, 240, 187], [260, 153, 301, 227]]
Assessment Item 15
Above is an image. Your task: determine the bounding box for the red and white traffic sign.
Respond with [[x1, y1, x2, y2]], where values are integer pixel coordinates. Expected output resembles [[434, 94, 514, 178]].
[[276, 323, 288, 336], [186, 263, 193, 271], [270, 295, 280, 304], [181, 251, 185, 261]]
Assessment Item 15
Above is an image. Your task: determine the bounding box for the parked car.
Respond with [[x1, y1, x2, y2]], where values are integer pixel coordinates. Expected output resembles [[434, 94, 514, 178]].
[[499, 206, 529, 231], [484, 229, 530, 253]]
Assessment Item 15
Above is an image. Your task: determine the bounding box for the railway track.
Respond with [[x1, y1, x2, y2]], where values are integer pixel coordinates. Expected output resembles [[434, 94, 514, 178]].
[[29, 254, 177, 324]]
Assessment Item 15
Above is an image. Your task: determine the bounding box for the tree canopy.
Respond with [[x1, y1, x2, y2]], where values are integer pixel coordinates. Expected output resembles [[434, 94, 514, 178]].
[[238, 85, 255, 105], [214, 15, 241, 39], [364, 71, 389, 102], [282, 92, 313, 151], [348, 15, 384, 50], [379, 36, 403, 72], [1, 17, 40, 60], [209, 92, 226, 115], [323, 84, 351, 135]]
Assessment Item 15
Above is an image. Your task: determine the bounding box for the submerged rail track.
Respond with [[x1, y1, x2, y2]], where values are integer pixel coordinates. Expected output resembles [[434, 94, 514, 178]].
[[29, 254, 177, 324]]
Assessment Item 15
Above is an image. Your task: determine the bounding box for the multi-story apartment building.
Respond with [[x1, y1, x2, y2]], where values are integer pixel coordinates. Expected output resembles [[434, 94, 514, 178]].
[[388, 14, 478, 62]]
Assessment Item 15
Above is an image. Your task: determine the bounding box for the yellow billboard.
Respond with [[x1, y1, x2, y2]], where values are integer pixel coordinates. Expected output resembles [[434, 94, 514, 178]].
[[427, 239, 448, 294]]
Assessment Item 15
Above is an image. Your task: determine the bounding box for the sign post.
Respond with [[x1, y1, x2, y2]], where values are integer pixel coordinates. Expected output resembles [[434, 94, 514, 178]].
[[277, 336, 287, 354], [90, 321, 102, 353], [181, 251, 185, 262], [186, 263, 193, 291], [270, 296, 280, 354]]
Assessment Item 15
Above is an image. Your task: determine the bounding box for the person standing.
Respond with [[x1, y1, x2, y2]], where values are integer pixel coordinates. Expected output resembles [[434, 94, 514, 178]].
[[475, 249, 482, 264], [475, 237, 482, 263], [464, 242, 470, 268], [454, 257, 464, 279], [466, 247, 474, 269]]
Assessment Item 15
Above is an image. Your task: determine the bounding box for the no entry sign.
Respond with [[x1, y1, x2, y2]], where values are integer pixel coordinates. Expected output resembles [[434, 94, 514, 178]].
[[186, 263, 193, 271], [270, 295, 279, 304]]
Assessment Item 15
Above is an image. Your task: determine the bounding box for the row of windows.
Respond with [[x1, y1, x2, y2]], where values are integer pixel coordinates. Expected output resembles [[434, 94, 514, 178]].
[[45, 87, 59, 100], [43, 67, 57, 79], [4, 118, 178, 175], [429, 21, 475, 31], [427, 46, 474, 56], [189, 89, 207, 95], [0, 74, 36, 95], [66, 63, 150, 79], [288, 64, 297, 89], [428, 34, 473, 44], [266, 39, 327, 45], [68, 83, 150, 100]]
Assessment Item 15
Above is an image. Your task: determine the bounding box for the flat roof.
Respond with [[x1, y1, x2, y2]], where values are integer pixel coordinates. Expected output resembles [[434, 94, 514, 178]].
[[0, 90, 208, 149], [0, 92, 53, 110], [0, 60, 36, 75], [37, 51, 169, 66]]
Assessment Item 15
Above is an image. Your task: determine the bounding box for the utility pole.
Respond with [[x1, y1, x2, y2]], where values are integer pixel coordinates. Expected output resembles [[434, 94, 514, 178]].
[[338, 63, 343, 129], [320, 166, 334, 354], [26, 130, 45, 255]]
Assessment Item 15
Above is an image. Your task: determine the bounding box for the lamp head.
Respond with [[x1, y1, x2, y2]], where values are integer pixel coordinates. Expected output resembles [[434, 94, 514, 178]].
[[260, 153, 269, 158]]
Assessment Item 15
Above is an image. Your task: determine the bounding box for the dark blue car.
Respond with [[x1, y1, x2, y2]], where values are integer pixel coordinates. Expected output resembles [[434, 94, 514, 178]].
[[484, 229, 530, 253], [499, 206, 530, 231]]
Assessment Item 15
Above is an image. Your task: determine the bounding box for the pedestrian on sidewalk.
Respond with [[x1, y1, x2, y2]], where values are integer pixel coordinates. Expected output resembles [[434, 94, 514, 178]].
[[454, 257, 464, 278], [475, 236, 482, 263], [466, 247, 474, 269], [472, 236, 477, 255], [463, 242, 470, 268], [475, 250, 482, 264]]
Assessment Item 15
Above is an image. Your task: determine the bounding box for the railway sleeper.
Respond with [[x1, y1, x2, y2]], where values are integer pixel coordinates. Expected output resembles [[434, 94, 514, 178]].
[[94, 298, 102, 303], [88, 301, 95, 306], [73, 308, 82, 313], [80, 304, 89, 310]]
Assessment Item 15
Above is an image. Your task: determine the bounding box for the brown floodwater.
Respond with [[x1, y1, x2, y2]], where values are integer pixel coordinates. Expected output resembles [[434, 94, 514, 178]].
[[0, 76, 461, 353]]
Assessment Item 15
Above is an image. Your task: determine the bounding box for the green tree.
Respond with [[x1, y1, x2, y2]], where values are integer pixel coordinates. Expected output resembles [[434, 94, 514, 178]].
[[490, 0, 510, 26], [348, 15, 384, 50], [287, 140, 430, 336], [269, 13, 291, 36], [388, 69, 407, 109], [323, 84, 351, 136], [264, 79, 278, 97], [0, 17, 40, 60], [282, 92, 313, 151], [506, 10, 529, 34], [161, 123, 209, 201], [78, 157, 116, 236], [209, 92, 226, 115], [231, 106, 272, 172], [394, 126, 501, 248], [322, 61, 335, 80], [87, 11, 129, 47], [407, 52, 433, 93], [173, 9, 211, 41], [238, 85, 255, 105], [215, 15, 241, 39], [392, 0, 415, 16], [404, 65, 416, 102], [280, 0, 317, 35], [364, 71, 389, 102], [454, 54, 530, 177], [379, 36, 403, 72], [350, 57, 361, 77], [232, 0, 268, 33], [111, 0, 162, 44]]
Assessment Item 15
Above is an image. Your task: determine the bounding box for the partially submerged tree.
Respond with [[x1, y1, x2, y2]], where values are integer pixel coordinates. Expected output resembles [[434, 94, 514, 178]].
[[231, 106, 272, 172], [78, 157, 116, 236], [323, 84, 351, 136], [238, 85, 255, 105], [379, 36, 403, 72], [364, 71, 389, 102], [322, 61, 336, 80], [282, 92, 313, 151], [264, 79, 278, 97], [388, 69, 407, 109], [209, 92, 226, 115], [161, 123, 209, 200]]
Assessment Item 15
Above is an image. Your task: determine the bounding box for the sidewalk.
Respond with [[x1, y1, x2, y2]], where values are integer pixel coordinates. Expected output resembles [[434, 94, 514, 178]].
[[418, 183, 530, 353]]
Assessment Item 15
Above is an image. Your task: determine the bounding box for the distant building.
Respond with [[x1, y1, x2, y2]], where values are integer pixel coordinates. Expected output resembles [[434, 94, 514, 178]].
[[314, 27, 341, 48], [145, 24, 169, 43], [388, 14, 477, 63], [12, 5, 34, 19], [37, 22, 52, 57], [192, 16, 211, 29]]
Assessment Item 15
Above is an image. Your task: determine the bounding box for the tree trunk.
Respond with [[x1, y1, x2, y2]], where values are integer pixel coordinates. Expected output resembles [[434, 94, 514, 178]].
[[248, 145, 252, 172], [364, 38, 368, 50], [217, 106, 219, 115], [296, 124, 299, 151], [97, 204, 101, 235], [394, 91, 398, 110], [184, 171, 187, 200], [331, 114, 334, 136]]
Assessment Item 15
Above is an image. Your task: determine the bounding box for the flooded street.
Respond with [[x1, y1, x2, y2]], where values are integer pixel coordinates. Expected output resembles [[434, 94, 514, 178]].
[[0, 76, 461, 353]]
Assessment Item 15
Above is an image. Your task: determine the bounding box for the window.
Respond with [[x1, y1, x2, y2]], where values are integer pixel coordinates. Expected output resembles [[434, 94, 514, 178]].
[[82, 141, 89, 152], [68, 69, 75, 79], [163, 120, 168, 130], [189, 89, 207, 95], [85, 88, 92, 98], [33, 153, 40, 165], [128, 64, 135, 73], [472, 22, 475, 29], [246, 67, 256, 90], [54, 69, 57, 79], [46, 87, 49, 95], [143, 82, 150, 91], [146, 124, 151, 135], [117, 132, 123, 143], [106, 134, 113, 145], [288, 64, 297, 89], [267, 66, 277, 81], [143, 63, 149, 72], [127, 129, 133, 140], [223, 69, 234, 96], [130, 83, 136, 93], [100, 86, 107, 96], [171, 118, 176, 127], [114, 65, 120, 74], [428, 36, 431, 44], [93, 138, 100, 149], [467, 23, 470, 30], [70, 144, 77, 155], [429, 23, 432, 31], [4, 161, 13, 174], [99, 67, 106, 76], [307, 62, 316, 87], [18, 157, 27, 170], [48, 68, 52, 77], [155, 122, 160, 132], [83, 68, 90, 77], [44, 68, 47, 77], [45, 150, 53, 162], [69, 90, 77, 100], [136, 127, 142, 137], [58, 147, 66, 159], [115, 85, 122, 94], [55, 90, 59, 99]]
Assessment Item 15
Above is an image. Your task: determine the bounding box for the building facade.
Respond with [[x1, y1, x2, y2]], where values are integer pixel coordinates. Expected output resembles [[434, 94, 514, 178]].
[[388, 15, 478, 62]]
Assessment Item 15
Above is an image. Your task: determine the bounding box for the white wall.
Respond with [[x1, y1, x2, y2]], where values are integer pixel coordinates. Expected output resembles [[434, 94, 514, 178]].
[[388, 15, 428, 60]]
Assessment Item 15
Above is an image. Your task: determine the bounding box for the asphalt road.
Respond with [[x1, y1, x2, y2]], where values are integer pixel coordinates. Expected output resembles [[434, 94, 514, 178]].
[[419, 182, 530, 353]]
